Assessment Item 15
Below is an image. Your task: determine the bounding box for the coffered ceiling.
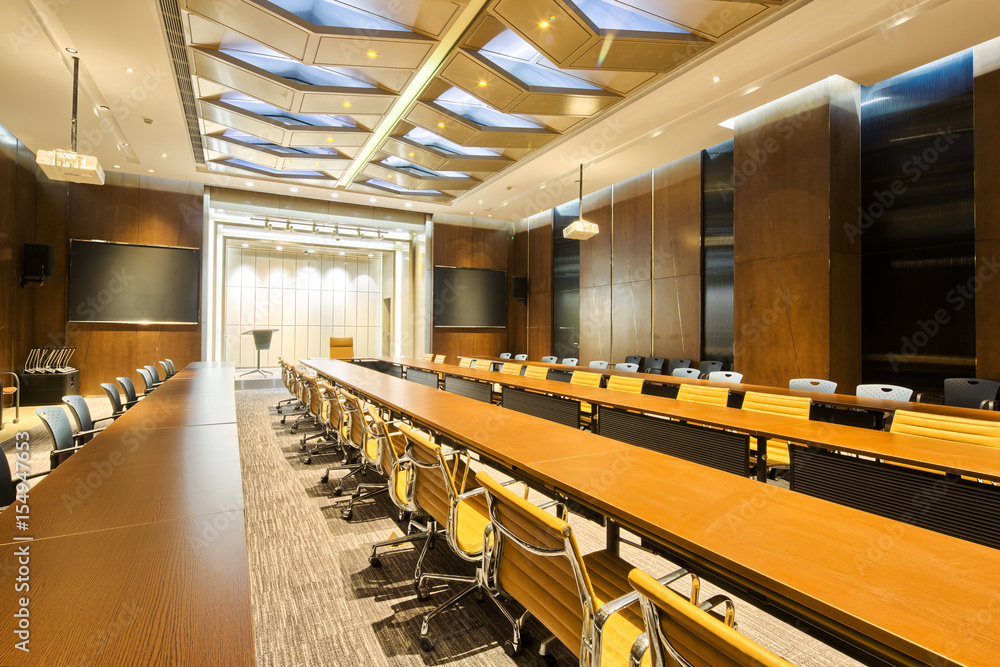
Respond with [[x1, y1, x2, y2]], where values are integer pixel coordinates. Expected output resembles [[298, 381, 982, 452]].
[[183, 0, 787, 203]]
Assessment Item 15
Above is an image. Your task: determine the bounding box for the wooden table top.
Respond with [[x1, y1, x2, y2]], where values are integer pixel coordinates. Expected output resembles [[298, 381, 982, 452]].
[[313, 358, 1000, 667], [465, 356, 1000, 422], [0, 362, 253, 665], [0, 513, 254, 666]]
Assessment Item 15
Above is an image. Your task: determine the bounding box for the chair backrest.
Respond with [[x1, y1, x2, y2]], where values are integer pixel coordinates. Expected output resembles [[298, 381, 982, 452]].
[[672, 368, 700, 379], [624, 355, 643, 367], [145, 365, 161, 384], [607, 375, 644, 394], [889, 409, 1000, 447], [136, 368, 154, 393], [789, 378, 838, 394], [329, 337, 354, 359], [500, 362, 523, 375], [588, 360, 609, 369], [562, 358, 579, 366], [304, 376, 324, 418], [63, 395, 96, 432], [629, 569, 794, 667], [434, 354, 446, 363], [478, 471, 596, 663], [676, 384, 729, 407], [698, 360, 723, 374], [523, 365, 549, 380], [514, 354, 528, 361], [117, 376, 138, 403], [615, 363, 639, 372], [667, 359, 692, 374], [421, 353, 434, 362], [317, 381, 347, 437], [366, 405, 411, 508], [459, 357, 474, 368], [339, 389, 373, 460], [165, 359, 176, 374], [943, 378, 1000, 409], [541, 356, 558, 363], [100, 383, 124, 415], [499, 352, 512, 359], [856, 384, 912, 402], [158, 361, 172, 378], [741, 391, 811, 419], [708, 371, 743, 383], [570, 371, 602, 388], [644, 357, 666, 374], [35, 406, 76, 451], [0, 447, 15, 507]]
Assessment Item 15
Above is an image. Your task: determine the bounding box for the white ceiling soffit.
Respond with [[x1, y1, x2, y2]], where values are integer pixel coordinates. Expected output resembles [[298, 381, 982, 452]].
[[0, 0, 998, 218]]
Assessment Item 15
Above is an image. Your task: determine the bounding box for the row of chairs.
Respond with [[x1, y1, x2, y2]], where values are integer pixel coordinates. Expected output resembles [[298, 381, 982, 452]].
[[271, 369, 792, 666], [1, 360, 177, 508]]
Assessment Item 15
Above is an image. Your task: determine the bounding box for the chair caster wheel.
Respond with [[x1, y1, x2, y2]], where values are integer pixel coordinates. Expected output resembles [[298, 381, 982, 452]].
[[320, 474, 329, 484], [291, 429, 298, 435], [300, 436, 307, 445], [503, 639, 522, 657], [475, 588, 486, 603], [332, 487, 343, 496], [538, 654, 557, 667], [303, 457, 312, 465], [419, 634, 435, 652], [340, 508, 353, 520], [417, 585, 431, 600], [369, 556, 382, 568], [280, 418, 287, 424]]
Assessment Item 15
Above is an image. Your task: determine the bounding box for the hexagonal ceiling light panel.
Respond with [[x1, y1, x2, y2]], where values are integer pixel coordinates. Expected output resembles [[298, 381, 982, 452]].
[[173, 0, 788, 202]]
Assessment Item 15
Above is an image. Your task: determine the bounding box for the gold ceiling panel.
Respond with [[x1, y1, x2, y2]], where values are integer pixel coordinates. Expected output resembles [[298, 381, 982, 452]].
[[199, 99, 373, 150], [204, 135, 351, 173], [335, 0, 466, 38], [207, 159, 340, 185], [492, 0, 593, 65], [381, 136, 514, 172], [616, 0, 780, 40], [570, 39, 711, 72], [406, 101, 559, 148], [186, 0, 311, 61], [361, 164, 480, 190]]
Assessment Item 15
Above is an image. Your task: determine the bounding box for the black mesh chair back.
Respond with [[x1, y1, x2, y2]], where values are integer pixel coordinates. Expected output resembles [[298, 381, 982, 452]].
[[624, 355, 643, 369], [699, 360, 724, 375], [667, 358, 693, 374], [643, 357, 666, 374], [944, 378, 1000, 409]]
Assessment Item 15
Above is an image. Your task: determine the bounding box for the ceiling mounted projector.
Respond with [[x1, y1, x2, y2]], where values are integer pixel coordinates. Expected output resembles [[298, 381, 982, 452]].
[[37, 149, 105, 184], [562, 164, 599, 240], [36, 55, 104, 185]]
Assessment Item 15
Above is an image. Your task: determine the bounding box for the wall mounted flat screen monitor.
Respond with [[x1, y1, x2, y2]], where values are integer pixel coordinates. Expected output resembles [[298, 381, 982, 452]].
[[68, 240, 200, 324], [434, 267, 506, 328]]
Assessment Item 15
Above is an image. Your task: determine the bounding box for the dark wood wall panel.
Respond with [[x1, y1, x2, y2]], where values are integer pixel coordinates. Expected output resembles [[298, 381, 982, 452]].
[[579, 187, 612, 288], [733, 80, 861, 388], [611, 280, 651, 361], [527, 212, 553, 359], [611, 173, 652, 285], [976, 67, 1000, 379], [579, 285, 611, 363], [0, 126, 26, 377], [507, 221, 528, 355], [432, 221, 511, 360], [652, 154, 702, 360]]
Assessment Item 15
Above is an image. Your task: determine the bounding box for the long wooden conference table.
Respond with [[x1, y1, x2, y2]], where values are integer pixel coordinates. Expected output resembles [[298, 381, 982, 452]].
[[306, 357, 1000, 667], [0, 362, 253, 666]]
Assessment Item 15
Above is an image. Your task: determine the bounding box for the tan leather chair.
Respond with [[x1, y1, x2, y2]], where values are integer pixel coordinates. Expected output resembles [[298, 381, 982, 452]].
[[628, 568, 793, 667], [523, 365, 549, 380], [675, 384, 729, 407], [459, 357, 474, 368], [478, 471, 694, 666], [421, 353, 434, 362], [572, 371, 603, 426], [300, 380, 346, 464], [887, 409, 1000, 479], [329, 337, 354, 359], [742, 391, 811, 469], [500, 362, 524, 375], [434, 354, 446, 363], [607, 375, 644, 394], [320, 384, 367, 494]]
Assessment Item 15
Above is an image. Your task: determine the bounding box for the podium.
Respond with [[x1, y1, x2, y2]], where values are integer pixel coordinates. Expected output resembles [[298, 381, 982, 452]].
[[241, 329, 278, 377]]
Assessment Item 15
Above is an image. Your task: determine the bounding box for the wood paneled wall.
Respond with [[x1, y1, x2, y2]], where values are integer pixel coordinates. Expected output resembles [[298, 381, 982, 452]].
[[733, 78, 861, 389], [611, 174, 652, 361], [56, 174, 204, 395], [579, 187, 612, 364], [506, 220, 528, 354], [527, 212, 552, 359], [975, 65, 1000, 379], [431, 221, 509, 360]]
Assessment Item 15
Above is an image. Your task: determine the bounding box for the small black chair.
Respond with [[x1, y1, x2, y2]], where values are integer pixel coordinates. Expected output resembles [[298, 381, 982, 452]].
[[916, 378, 1000, 410], [643, 357, 666, 374], [699, 360, 724, 376], [667, 359, 693, 375], [624, 355, 643, 370]]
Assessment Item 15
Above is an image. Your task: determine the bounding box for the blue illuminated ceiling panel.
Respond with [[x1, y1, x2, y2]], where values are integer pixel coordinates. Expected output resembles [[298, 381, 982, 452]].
[[435, 88, 541, 129], [220, 45, 376, 88], [569, 0, 689, 34], [219, 94, 356, 127], [365, 179, 443, 195], [380, 156, 466, 178], [402, 128, 497, 157], [265, 0, 411, 32], [223, 158, 328, 176]]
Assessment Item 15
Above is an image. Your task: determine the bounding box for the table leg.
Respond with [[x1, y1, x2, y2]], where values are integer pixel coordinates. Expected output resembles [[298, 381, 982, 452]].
[[756, 436, 768, 482], [606, 520, 620, 557]]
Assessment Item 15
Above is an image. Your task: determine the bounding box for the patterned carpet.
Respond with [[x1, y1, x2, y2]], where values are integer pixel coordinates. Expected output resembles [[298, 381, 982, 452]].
[[236, 388, 866, 667]]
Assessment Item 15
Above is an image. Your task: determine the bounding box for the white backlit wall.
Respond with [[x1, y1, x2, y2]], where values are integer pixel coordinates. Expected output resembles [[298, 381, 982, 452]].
[[224, 248, 383, 366]]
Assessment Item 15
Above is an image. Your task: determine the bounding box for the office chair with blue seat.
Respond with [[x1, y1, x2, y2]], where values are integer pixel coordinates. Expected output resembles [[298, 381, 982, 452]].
[[100, 383, 127, 420], [116, 376, 143, 408], [62, 395, 116, 443], [35, 406, 90, 469]]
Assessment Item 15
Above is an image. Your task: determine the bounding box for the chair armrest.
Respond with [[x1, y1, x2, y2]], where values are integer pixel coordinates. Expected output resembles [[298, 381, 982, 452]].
[[980, 399, 997, 411], [594, 590, 641, 630], [49, 445, 86, 468], [456, 486, 486, 502], [93, 415, 116, 425], [629, 633, 648, 667], [914, 392, 944, 405], [697, 594, 736, 627]]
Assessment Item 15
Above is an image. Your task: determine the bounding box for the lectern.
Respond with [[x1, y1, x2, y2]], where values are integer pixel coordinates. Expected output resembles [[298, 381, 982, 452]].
[[241, 329, 278, 377]]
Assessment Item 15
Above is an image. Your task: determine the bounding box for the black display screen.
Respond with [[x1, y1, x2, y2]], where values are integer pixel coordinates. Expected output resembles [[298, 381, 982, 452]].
[[433, 267, 506, 328]]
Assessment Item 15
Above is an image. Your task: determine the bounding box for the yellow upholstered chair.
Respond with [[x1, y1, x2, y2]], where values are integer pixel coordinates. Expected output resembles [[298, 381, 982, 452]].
[[742, 391, 811, 468], [421, 352, 434, 362], [676, 384, 729, 407], [320, 387, 373, 496], [329, 337, 354, 359], [523, 365, 550, 380], [478, 471, 695, 666], [628, 568, 793, 667], [607, 375, 644, 394], [459, 357, 474, 368], [434, 354, 446, 363], [572, 371, 603, 426], [500, 362, 524, 375], [887, 409, 1000, 479]]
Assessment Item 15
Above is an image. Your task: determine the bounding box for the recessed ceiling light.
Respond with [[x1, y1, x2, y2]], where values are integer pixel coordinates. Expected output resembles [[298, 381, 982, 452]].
[[122, 143, 130, 147], [161, 153, 167, 158], [408, 152, 415, 157], [488, 214, 492, 217], [65, 47, 78, 54], [326, 137, 334, 142], [404, 202, 412, 207], [478, 80, 487, 87], [478, 200, 483, 204], [276, 246, 283, 251], [343, 101, 351, 108], [369, 197, 376, 203], [437, 122, 445, 128], [290, 187, 298, 193], [339, 251, 345, 256], [245, 181, 254, 187], [330, 192, 338, 197], [367, 50, 377, 58], [241, 243, 249, 248], [98, 105, 109, 111], [538, 20, 550, 28], [314, 162, 320, 166], [147, 169, 154, 173], [540, 185, 546, 190], [125, 67, 134, 73], [113, 164, 120, 168], [713, 76, 721, 83], [470, 211, 474, 215], [368, 253, 374, 257], [560, 157, 565, 161], [306, 249, 315, 254], [502, 202, 508, 206]]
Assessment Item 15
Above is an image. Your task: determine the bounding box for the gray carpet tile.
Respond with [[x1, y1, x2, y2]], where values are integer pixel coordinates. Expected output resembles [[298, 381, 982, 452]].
[[237, 388, 866, 667]]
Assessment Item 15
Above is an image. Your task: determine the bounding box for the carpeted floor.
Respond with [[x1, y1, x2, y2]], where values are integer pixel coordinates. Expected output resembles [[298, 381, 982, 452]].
[[237, 388, 866, 667]]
